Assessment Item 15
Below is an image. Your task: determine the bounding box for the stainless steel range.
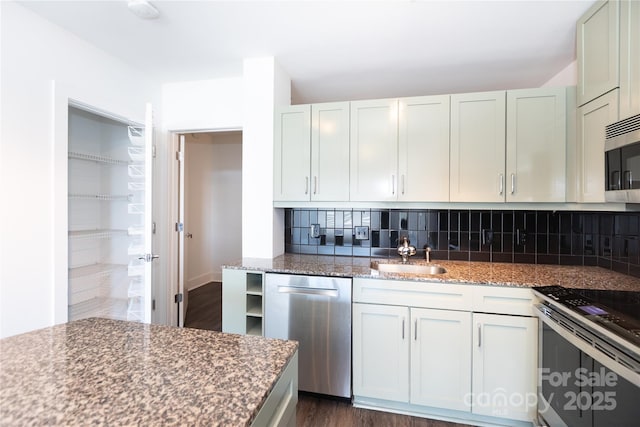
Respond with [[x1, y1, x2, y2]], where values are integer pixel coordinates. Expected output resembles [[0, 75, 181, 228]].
[[533, 285, 640, 427]]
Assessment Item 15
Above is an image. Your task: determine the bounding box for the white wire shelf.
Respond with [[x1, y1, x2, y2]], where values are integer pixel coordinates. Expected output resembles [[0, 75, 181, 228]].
[[68, 151, 129, 166], [68, 263, 127, 280], [68, 229, 128, 240], [69, 193, 133, 202], [128, 126, 145, 146]]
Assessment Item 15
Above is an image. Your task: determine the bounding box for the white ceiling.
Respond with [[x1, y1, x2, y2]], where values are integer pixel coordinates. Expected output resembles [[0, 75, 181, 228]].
[[19, 0, 595, 104]]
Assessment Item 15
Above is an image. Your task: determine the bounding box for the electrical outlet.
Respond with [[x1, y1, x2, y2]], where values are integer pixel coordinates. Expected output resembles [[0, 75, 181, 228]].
[[354, 226, 369, 240], [310, 224, 320, 238]]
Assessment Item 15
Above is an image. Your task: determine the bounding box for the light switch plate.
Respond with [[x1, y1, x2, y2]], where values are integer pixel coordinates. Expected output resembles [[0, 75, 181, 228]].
[[354, 226, 369, 240]]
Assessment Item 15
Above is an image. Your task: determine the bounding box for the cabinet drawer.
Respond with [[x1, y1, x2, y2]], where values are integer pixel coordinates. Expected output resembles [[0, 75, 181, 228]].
[[472, 286, 535, 316], [353, 278, 472, 311]]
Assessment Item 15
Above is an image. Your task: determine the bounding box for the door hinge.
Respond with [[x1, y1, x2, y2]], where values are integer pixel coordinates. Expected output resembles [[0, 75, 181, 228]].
[[152, 299, 156, 310], [176, 222, 184, 232], [152, 144, 157, 158], [176, 151, 184, 161], [175, 293, 183, 303], [152, 221, 156, 234]]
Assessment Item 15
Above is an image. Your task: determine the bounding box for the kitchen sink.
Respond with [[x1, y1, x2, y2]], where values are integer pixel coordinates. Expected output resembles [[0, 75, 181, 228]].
[[372, 262, 447, 275]]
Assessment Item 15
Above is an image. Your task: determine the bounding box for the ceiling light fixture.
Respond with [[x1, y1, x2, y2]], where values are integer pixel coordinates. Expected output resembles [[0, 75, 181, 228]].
[[127, 0, 160, 20]]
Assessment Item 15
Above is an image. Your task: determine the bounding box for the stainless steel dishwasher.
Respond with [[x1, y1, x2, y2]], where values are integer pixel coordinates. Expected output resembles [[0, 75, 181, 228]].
[[265, 273, 351, 398]]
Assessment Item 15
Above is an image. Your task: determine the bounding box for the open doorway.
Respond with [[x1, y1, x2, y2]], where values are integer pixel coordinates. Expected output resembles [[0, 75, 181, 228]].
[[178, 130, 242, 329]]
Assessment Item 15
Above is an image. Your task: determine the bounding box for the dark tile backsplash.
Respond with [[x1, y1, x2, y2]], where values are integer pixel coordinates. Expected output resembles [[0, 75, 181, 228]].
[[284, 208, 640, 278]]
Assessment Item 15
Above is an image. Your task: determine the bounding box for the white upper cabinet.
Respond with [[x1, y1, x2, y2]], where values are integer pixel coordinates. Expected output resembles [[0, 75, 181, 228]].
[[577, 0, 620, 106], [274, 102, 350, 202], [350, 99, 399, 201], [273, 105, 311, 202], [311, 102, 350, 201], [506, 87, 567, 202], [450, 91, 507, 202], [577, 89, 620, 202], [619, 0, 640, 120], [398, 95, 450, 202]]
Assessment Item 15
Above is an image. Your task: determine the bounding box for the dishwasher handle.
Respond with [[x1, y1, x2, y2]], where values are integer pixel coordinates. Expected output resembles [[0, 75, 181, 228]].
[[277, 285, 339, 298]]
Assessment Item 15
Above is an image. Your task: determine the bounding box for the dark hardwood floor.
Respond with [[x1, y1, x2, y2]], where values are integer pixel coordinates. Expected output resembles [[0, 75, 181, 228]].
[[184, 281, 222, 331], [184, 282, 470, 427]]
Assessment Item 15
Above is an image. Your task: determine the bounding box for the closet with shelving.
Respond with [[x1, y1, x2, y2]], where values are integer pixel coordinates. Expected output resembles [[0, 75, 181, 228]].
[[67, 106, 150, 322]]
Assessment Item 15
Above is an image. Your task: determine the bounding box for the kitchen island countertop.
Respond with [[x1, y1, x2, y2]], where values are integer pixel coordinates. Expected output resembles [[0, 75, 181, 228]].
[[224, 254, 640, 292], [0, 318, 298, 426]]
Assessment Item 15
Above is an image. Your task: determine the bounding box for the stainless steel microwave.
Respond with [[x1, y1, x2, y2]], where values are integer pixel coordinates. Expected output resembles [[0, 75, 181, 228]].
[[604, 113, 640, 203]]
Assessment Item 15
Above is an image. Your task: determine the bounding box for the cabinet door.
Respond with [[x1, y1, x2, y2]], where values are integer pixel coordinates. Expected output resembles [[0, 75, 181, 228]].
[[472, 313, 537, 422], [352, 303, 409, 402], [577, 90, 619, 202], [506, 87, 567, 202], [410, 308, 471, 411], [273, 105, 311, 201], [350, 99, 399, 201], [577, 0, 620, 106], [311, 102, 350, 201], [620, 0, 640, 120], [450, 91, 506, 202], [398, 95, 450, 202]]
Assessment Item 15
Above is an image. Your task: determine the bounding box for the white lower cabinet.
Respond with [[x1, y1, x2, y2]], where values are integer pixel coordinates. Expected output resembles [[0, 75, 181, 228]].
[[410, 308, 472, 410], [471, 313, 538, 422], [352, 278, 537, 425], [353, 303, 409, 402]]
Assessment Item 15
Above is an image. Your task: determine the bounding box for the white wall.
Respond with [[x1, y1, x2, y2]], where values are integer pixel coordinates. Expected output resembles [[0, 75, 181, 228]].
[[185, 132, 242, 289], [542, 60, 577, 87], [163, 78, 243, 131], [0, 2, 159, 338], [242, 58, 291, 259]]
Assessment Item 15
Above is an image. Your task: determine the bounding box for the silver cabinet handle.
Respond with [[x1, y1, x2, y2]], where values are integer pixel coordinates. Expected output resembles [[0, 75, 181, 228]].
[[478, 323, 482, 347], [402, 317, 405, 339], [414, 319, 417, 340], [499, 174, 504, 195], [511, 173, 515, 195], [391, 174, 396, 195], [314, 176, 318, 194], [277, 286, 338, 298], [305, 177, 309, 195], [401, 174, 405, 195]]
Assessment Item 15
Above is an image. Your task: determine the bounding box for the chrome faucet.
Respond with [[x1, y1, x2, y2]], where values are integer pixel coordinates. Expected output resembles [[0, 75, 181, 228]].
[[425, 245, 432, 263], [397, 236, 416, 263]]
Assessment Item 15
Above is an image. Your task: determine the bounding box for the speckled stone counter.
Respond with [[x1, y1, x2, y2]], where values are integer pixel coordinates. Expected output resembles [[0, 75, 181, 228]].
[[224, 254, 640, 292], [0, 318, 298, 426]]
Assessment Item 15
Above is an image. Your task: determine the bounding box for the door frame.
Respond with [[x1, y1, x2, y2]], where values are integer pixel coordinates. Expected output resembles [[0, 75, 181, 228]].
[[166, 127, 242, 327]]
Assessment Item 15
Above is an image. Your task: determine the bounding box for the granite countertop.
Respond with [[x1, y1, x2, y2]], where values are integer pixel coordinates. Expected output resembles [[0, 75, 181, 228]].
[[225, 254, 640, 292], [0, 318, 298, 426]]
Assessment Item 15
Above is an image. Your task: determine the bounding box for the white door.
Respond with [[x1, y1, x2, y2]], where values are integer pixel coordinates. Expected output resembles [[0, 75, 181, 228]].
[[350, 99, 399, 201], [410, 308, 471, 411], [472, 313, 537, 422], [273, 105, 311, 201], [139, 103, 155, 324], [577, 89, 619, 202], [450, 91, 506, 202], [398, 95, 450, 202], [311, 102, 350, 201], [506, 87, 567, 202], [352, 303, 409, 402]]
